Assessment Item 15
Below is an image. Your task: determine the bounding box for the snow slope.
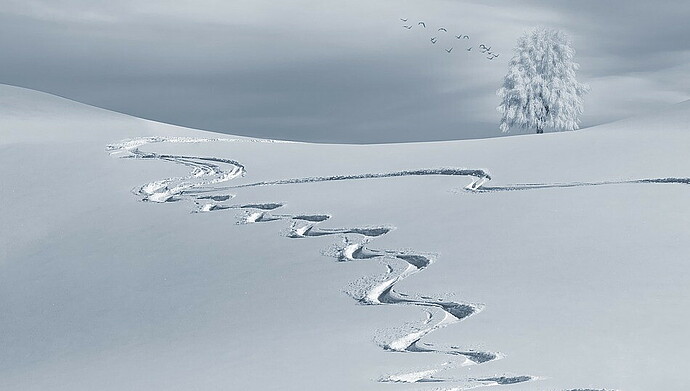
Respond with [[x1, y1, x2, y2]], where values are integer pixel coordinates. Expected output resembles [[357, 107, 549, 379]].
[[1, 84, 688, 391]]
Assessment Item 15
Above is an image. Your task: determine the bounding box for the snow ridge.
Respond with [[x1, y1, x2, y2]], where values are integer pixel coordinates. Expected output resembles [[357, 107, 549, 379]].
[[107, 136, 634, 390]]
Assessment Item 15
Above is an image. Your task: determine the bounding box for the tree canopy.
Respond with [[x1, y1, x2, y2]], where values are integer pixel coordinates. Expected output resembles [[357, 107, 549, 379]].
[[497, 28, 589, 134]]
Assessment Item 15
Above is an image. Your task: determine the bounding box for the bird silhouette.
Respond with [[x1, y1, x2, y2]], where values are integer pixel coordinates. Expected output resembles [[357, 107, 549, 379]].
[[397, 20, 483, 55]]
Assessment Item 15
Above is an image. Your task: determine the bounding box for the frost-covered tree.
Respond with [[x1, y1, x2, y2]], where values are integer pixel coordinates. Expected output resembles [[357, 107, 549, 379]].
[[497, 28, 588, 134]]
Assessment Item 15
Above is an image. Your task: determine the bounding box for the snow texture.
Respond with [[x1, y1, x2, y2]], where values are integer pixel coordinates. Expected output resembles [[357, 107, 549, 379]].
[[1, 84, 689, 391]]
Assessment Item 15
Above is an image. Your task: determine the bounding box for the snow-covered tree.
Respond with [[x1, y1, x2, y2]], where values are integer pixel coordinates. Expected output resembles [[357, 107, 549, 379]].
[[497, 28, 588, 134]]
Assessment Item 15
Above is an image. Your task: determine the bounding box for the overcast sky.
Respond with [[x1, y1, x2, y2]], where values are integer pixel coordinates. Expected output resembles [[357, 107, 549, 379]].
[[1, 0, 689, 143]]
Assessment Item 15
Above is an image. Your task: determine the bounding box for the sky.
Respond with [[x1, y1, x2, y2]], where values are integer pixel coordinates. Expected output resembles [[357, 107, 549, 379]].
[[1, 0, 689, 143]]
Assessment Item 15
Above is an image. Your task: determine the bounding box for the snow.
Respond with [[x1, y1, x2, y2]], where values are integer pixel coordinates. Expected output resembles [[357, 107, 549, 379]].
[[498, 27, 588, 133], [1, 84, 689, 391]]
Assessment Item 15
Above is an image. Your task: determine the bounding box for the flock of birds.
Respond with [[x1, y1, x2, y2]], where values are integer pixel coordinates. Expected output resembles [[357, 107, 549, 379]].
[[400, 18, 500, 60]]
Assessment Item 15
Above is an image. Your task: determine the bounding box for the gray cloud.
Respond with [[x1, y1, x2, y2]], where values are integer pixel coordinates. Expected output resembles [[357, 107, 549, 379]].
[[1, 0, 688, 142]]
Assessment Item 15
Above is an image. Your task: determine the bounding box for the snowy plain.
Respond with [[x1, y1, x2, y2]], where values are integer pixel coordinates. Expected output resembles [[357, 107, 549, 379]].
[[1, 84, 689, 391]]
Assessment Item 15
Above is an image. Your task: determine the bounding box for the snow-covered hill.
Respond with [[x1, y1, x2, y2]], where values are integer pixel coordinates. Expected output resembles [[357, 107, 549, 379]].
[[1, 84, 688, 391]]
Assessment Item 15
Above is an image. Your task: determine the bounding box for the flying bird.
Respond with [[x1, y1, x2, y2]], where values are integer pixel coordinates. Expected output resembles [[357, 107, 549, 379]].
[[430, 37, 437, 44], [455, 35, 462, 39], [402, 25, 412, 29], [462, 35, 470, 39], [446, 47, 453, 53], [438, 27, 447, 32], [466, 47, 472, 51], [400, 18, 408, 22], [418, 21, 426, 27]]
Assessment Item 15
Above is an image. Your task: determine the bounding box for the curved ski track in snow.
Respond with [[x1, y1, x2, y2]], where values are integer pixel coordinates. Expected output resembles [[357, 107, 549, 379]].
[[107, 136, 685, 390], [228, 168, 492, 189]]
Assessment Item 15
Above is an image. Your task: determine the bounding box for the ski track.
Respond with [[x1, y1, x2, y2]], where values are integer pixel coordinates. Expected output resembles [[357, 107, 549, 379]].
[[228, 168, 492, 189], [468, 177, 689, 193], [106, 136, 686, 389]]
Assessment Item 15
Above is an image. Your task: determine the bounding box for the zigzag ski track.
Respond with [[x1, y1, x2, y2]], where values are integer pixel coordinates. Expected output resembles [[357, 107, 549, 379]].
[[108, 136, 686, 390]]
